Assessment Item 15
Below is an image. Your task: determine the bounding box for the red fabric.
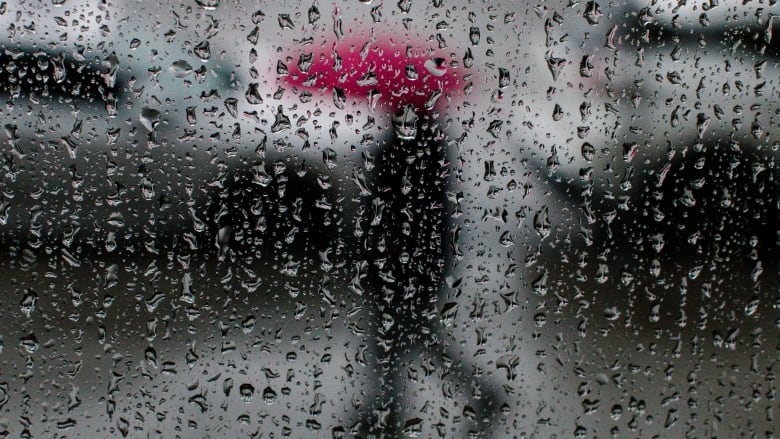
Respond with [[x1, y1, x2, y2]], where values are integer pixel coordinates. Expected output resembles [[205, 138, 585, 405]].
[[280, 36, 464, 112]]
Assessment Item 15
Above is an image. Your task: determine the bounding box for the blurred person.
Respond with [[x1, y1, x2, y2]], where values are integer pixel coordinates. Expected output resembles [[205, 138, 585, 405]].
[[0, 0, 777, 438]]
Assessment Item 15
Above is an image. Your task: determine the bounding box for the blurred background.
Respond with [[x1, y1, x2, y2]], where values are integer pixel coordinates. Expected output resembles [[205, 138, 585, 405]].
[[0, 0, 777, 437]]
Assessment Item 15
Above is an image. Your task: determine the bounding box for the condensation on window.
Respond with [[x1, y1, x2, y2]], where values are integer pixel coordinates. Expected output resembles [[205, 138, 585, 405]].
[[0, 0, 777, 437]]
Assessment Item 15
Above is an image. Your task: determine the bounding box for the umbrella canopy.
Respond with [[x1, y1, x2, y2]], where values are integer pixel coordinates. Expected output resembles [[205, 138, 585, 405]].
[[280, 35, 466, 113]]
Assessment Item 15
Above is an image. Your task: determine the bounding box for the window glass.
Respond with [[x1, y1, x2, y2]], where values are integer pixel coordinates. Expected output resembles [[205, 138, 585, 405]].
[[0, 0, 777, 437]]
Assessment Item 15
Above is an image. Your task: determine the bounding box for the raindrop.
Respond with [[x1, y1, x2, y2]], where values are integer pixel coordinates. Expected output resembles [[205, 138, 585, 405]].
[[52, 54, 66, 83], [242, 315, 255, 334], [581, 142, 596, 163], [398, 0, 412, 13], [532, 270, 548, 296], [57, 419, 76, 430], [20, 289, 38, 319], [401, 418, 423, 437], [298, 52, 313, 73], [604, 306, 620, 320], [239, 383, 254, 403], [552, 104, 564, 121], [498, 67, 510, 88], [224, 97, 238, 118], [145, 346, 158, 368], [247, 26, 259, 45], [245, 83, 263, 104], [19, 333, 39, 354], [391, 105, 418, 140], [463, 48, 474, 68], [440, 302, 458, 326], [580, 55, 593, 77], [405, 64, 419, 80], [252, 9, 265, 24], [193, 41, 211, 61], [322, 148, 337, 170], [169, 60, 193, 78], [262, 387, 277, 404], [333, 86, 346, 110], [140, 177, 155, 200], [308, 2, 320, 23], [423, 58, 447, 76], [195, 0, 220, 9], [533, 206, 551, 238], [139, 108, 161, 132], [469, 27, 481, 45], [546, 52, 566, 81], [271, 106, 291, 133], [278, 14, 295, 29], [584, 1, 601, 25]]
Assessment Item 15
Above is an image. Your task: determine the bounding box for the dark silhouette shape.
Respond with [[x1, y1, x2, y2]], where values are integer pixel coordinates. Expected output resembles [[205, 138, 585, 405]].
[[197, 35, 507, 437]]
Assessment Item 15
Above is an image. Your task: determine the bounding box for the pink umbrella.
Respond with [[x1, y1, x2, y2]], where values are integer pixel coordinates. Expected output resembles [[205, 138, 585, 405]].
[[279, 34, 467, 118]]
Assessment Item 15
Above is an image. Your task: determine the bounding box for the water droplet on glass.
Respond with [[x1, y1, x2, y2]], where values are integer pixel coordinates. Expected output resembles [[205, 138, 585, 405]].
[[532, 270, 548, 296], [440, 302, 458, 326], [262, 386, 277, 404], [19, 333, 39, 354], [392, 105, 418, 140], [239, 383, 254, 403], [193, 41, 211, 61], [245, 83, 263, 105], [139, 108, 160, 132], [401, 418, 423, 437], [271, 105, 291, 133], [278, 14, 295, 29], [405, 63, 419, 80], [584, 1, 601, 25], [308, 2, 320, 24], [333, 86, 346, 110], [546, 52, 566, 81], [169, 60, 193, 78], [20, 289, 38, 319], [195, 0, 220, 10], [498, 67, 510, 88], [463, 47, 474, 68], [469, 27, 481, 45], [533, 206, 551, 238], [224, 97, 238, 118], [140, 177, 155, 200]]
